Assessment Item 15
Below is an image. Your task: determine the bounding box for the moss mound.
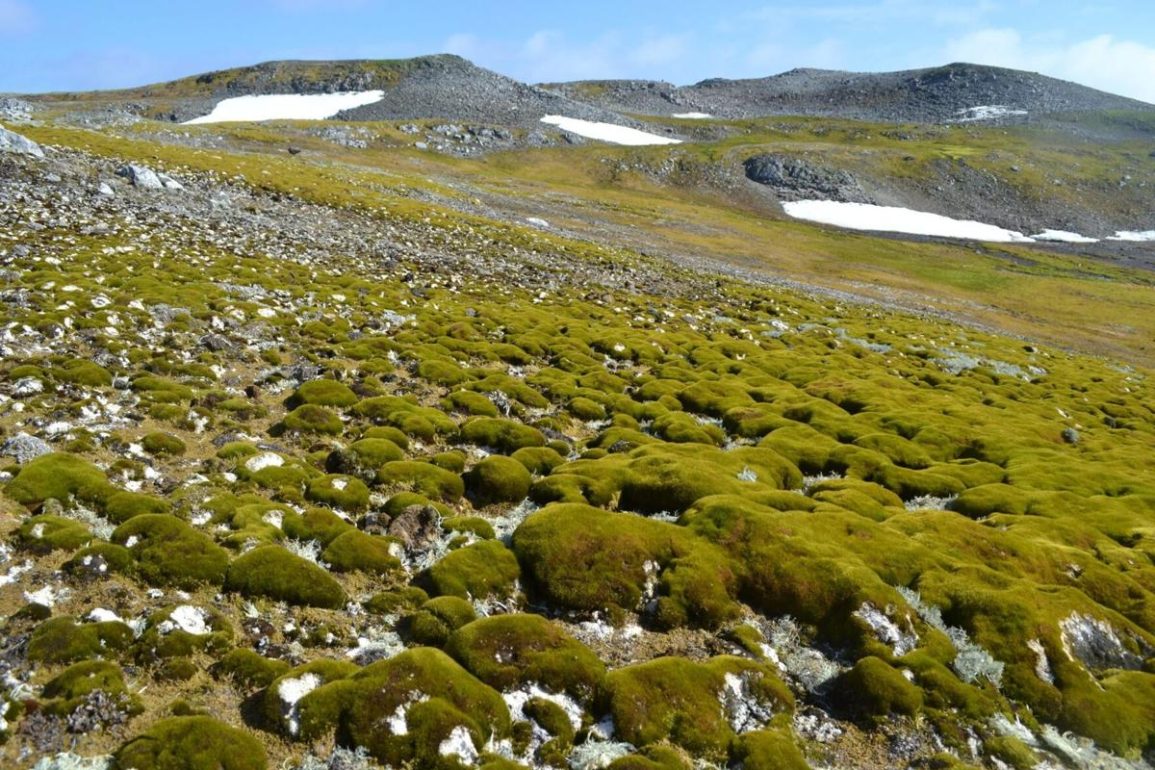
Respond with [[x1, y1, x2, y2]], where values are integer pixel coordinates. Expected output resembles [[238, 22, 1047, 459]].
[[113, 716, 267, 770], [112, 515, 229, 588], [289, 379, 359, 408], [378, 460, 465, 502], [225, 545, 347, 608], [423, 540, 521, 600], [332, 647, 510, 766], [605, 656, 792, 757], [322, 529, 401, 575], [5, 452, 113, 507], [446, 614, 605, 702], [833, 656, 924, 720], [465, 455, 532, 506]]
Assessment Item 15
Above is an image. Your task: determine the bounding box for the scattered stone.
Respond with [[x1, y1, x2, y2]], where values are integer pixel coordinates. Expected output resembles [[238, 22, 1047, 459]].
[[387, 505, 442, 552], [1, 433, 53, 463]]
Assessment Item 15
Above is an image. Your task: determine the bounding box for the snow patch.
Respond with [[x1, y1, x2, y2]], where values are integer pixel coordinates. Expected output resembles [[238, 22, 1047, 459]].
[[158, 605, 210, 635], [24, 585, 63, 607], [782, 200, 1035, 243], [1108, 230, 1155, 242], [1032, 229, 1098, 243], [672, 112, 713, 119], [244, 451, 284, 473], [541, 115, 681, 146], [438, 725, 479, 764], [185, 91, 385, 124], [954, 105, 1028, 122], [278, 673, 322, 737]]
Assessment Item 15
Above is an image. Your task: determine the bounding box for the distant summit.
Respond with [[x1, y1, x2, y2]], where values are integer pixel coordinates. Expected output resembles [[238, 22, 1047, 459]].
[[20, 56, 1155, 126]]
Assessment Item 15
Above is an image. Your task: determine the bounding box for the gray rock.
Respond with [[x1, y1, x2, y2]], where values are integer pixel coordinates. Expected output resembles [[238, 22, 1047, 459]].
[[387, 505, 442, 552], [1, 433, 52, 463], [744, 154, 869, 203], [0, 125, 45, 158], [0, 97, 32, 121], [115, 164, 164, 190], [158, 173, 184, 191]]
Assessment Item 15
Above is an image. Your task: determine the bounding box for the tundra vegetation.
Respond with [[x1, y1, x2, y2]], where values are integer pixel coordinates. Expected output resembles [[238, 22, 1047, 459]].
[[2, 82, 1155, 770]]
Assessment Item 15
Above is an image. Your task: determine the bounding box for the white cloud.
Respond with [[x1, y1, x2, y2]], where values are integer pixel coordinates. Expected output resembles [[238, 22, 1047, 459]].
[[0, 0, 35, 36], [944, 28, 1155, 104]]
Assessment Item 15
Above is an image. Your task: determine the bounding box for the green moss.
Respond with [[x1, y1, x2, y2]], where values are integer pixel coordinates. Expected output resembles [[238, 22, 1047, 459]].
[[432, 451, 467, 473], [225, 545, 347, 608], [27, 616, 134, 663], [16, 514, 92, 551], [419, 358, 471, 386], [511, 446, 566, 475], [306, 473, 370, 511], [378, 460, 465, 502], [407, 596, 479, 646], [64, 542, 134, 576], [334, 648, 511, 767], [134, 605, 233, 662], [423, 540, 521, 600], [461, 418, 546, 454], [113, 716, 267, 770], [54, 359, 113, 387], [984, 736, 1037, 770], [734, 728, 811, 770], [4, 452, 113, 507], [366, 586, 430, 615], [445, 390, 500, 417], [262, 659, 359, 736], [211, 648, 291, 690], [104, 490, 171, 523], [281, 404, 344, 435], [281, 506, 352, 545], [949, 483, 1035, 518], [322, 529, 401, 575], [833, 656, 923, 720], [141, 431, 187, 456], [112, 515, 229, 588], [444, 516, 496, 540], [289, 379, 358, 408], [605, 656, 791, 757], [465, 455, 532, 506], [447, 614, 605, 702], [568, 397, 607, 421], [42, 660, 137, 708], [340, 437, 406, 469], [513, 503, 739, 627], [362, 425, 411, 449]]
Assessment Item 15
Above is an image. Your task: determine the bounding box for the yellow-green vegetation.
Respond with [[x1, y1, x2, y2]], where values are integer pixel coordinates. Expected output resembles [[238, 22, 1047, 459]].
[[225, 546, 347, 608], [113, 716, 268, 770], [446, 614, 606, 701], [4, 96, 1155, 769], [605, 656, 793, 757]]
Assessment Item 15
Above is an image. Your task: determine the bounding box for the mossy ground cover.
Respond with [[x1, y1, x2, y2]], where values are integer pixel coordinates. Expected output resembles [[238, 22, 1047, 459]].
[[2, 112, 1155, 769]]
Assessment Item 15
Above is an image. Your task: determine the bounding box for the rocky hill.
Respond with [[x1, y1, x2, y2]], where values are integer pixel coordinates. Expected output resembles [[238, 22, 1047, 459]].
[[545, 62, 1155, 123]]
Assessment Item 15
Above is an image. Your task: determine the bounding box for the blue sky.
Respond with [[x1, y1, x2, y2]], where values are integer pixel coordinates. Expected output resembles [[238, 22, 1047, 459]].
[[2, 1, 1154, 102]]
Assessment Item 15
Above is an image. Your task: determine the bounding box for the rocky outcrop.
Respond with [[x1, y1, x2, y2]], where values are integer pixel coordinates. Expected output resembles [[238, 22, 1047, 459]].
[[743, 154, 870, 203], [0, 125, 44, 158]]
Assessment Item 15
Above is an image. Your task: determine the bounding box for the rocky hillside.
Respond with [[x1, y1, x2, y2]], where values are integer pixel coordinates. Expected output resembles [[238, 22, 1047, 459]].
[[545, 62, 1155, 123]]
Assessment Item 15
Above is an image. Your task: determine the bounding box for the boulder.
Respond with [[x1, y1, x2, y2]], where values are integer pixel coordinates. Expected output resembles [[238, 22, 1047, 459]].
[[1, 433, 52, 464], [0, 125, 45, 158]]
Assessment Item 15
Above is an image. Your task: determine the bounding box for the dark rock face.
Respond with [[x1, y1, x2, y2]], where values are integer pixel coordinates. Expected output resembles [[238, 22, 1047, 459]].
[[744, 154, 870, 203]]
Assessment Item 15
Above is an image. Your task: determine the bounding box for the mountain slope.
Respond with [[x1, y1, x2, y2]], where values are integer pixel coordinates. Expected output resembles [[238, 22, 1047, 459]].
[[545, 62, 1155, 122]]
